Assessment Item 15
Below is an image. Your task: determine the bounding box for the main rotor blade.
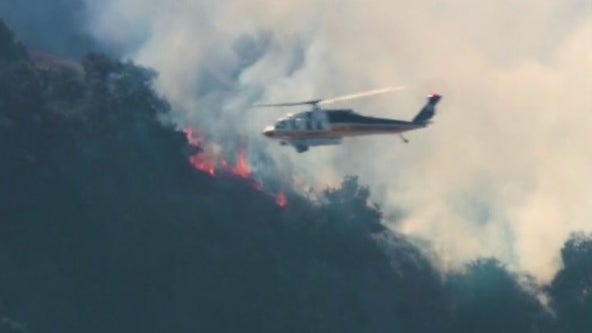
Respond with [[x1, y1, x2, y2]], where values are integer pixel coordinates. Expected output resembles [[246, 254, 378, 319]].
[[251, 85, 405, 109], [318, 85, 406, 105], [252, 99, 322, 108]]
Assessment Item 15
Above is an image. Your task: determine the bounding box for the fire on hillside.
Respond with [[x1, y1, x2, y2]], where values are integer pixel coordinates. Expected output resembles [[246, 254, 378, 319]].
[[184, 129, 287, 208]]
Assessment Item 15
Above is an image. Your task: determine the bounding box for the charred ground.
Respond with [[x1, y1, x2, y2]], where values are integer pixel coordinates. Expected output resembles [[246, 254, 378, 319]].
[[0, 20, 591, 333]]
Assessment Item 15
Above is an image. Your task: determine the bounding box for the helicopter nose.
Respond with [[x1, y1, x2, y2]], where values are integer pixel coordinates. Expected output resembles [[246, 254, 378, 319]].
[[262, 126, 275, 138]]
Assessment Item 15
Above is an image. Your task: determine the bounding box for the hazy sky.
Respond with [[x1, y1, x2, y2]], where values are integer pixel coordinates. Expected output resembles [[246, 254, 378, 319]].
[[0, 0, 102, 58], [84, 0, 592, 282]]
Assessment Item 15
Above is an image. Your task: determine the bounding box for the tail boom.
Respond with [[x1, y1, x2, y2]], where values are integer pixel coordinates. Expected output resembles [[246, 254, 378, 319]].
[[412, 93, 441, 124]]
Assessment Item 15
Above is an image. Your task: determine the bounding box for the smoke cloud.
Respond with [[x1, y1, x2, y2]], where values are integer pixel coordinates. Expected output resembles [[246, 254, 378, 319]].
[[0, 0, 103, 58], [84, 0, 592, 281]]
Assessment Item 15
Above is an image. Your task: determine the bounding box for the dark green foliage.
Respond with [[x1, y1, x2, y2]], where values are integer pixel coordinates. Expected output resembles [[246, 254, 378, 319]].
[[323, 176, 384, 233], [1, 27, 591, 332], [0, 1, 103, 59], [0, 46, 437, 332], [446, 258, 555, 333], [0, 18, 27, 62], [548, 233, 592, 333]]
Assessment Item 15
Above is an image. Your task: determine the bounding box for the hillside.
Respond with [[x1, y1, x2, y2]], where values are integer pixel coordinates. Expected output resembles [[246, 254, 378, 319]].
[[0, 19, 590, 333]]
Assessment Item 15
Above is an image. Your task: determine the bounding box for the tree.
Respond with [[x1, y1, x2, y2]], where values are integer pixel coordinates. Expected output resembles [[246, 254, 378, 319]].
[[548, 233, 592, 333], [0, 18, 27, 62], [322, 175, 384, 233], [446, 258, 553, 333]]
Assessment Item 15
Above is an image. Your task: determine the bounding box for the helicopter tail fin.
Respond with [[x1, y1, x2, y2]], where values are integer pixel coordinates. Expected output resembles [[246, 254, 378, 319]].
[[412, 93, 441, 125]]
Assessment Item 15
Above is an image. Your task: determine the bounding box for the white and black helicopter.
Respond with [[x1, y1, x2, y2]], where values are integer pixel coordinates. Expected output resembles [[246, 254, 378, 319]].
[[258, 87, 442, 153]]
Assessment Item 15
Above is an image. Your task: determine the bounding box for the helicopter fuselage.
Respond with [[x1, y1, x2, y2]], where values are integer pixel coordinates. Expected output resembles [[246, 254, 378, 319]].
[[262, 110, 425, 152], [261, 93, 441, 153], [265, 109, 427, 137]]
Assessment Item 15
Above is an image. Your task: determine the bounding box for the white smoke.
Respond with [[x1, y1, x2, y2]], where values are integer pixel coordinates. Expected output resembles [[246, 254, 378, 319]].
[[85, 0, 592, 282]]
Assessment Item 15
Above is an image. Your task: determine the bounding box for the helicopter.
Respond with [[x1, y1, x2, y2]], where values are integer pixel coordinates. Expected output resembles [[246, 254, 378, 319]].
[[258, 86, 442, 153]]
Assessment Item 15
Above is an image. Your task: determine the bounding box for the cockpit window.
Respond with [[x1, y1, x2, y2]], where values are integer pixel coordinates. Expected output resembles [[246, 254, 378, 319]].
[[276, 120, 287, 129]]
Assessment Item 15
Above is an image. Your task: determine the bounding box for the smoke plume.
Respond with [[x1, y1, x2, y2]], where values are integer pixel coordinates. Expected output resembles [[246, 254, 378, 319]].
[[2, 16, 591, 332], [82, 0, 592, 281], [0, 0, 104, 58]]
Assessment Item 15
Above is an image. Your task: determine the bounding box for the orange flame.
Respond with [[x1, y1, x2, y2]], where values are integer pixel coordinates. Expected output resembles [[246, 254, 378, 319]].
[[183, 129, 204, 147], [276, 191, 287, 208], [232, 149, 251, 179], [184, 129, 216, 176], [184, 129, 277, 203], [189, 154, 215, 176]]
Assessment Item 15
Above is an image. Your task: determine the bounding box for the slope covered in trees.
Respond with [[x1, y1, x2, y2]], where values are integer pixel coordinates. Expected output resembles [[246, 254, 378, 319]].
[[1, 19, 591, 333]]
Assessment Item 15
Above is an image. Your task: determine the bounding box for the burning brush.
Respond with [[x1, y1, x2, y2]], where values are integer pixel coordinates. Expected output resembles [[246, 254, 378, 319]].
[[183, 129, 287, 208]]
